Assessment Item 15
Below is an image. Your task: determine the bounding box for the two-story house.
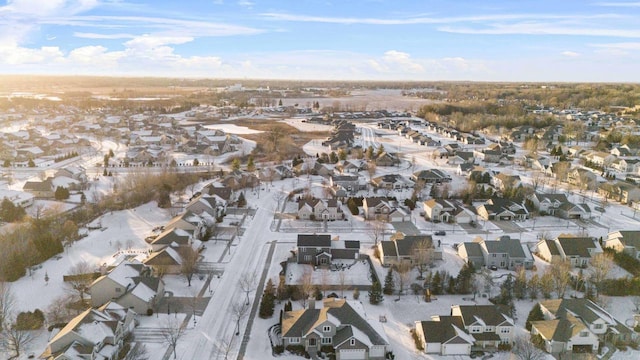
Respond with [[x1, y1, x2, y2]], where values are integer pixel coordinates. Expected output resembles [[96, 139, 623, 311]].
[[457, 236, 533, 270], [450, 305, 515, 349], [40, 303, 136, 360], [362, 197, 396, 221], [531, 298, 637, 356], [296, 234, 360, 265], [297, 198, 344, 221], [377, 234, 443, 266], [281, 298, 388, 360], [88, 260, 164, 314], [423, 199, 475, 224]]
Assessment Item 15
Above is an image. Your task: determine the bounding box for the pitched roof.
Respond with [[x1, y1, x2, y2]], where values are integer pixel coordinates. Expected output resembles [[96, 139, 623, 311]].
[[454, 305, 513, 327], [297, 234, 331, 247], [461, 242, 483, 257], [557, 236, 598, 257], [532, 315, 587, 342], [418, 316, 472, 344], [613, 230, 640, 249], [281, 299, 387, 346], [482, 236, 526, 258]]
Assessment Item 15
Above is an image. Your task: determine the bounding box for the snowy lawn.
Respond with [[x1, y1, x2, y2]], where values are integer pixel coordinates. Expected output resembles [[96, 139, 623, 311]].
[[285, 259, 373, 287]]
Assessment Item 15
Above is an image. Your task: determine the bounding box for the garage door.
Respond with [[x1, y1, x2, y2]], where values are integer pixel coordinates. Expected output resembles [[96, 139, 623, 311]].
[[339, 349, 366, 360]]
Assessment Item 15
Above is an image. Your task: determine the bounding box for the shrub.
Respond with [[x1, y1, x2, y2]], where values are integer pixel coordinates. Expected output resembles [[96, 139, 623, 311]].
[[410, 329, 424, 351], [15, 309, 45, 330], [146, 308, 154, 316]]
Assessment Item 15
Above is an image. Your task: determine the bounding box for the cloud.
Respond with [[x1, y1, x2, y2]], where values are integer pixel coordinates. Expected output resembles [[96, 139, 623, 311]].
[[438, 23, 640, 38], [73, 32, 134, 39], [590, 42, 640, 50], [260, 12, 625, 25], [381, 50, 424, 72], [594, 1, 640, 6], [561, 51, 581, 57], [237, 0, 254, 8]]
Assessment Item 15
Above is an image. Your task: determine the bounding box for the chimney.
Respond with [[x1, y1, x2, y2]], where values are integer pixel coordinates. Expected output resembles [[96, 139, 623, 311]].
[[308, 298, 316, 310]]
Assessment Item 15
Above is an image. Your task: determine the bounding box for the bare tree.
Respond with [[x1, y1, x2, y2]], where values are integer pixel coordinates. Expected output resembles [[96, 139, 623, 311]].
[[66, 261, 96, 304], [394, 262, 412, 300], [160, 317, 185, 360], [217, 334, 235, 360], [367, 221, 386, 247], [180, 246, 199, 287], [45, 294, 76, 324], [547, 259, 572, 299], [298, 267, 314, 308], [632, 296, 640, 313], [231, 301, 250, 336], [338, 271, 348, 298], [0, 323, 33, 359], [0, 282, 15, 331], [366, 161, 377, 182], [510, 335, 546, 360], [239, 272, 258, 305], [589, 252, 614, 297], [412, 239, 435, 280]]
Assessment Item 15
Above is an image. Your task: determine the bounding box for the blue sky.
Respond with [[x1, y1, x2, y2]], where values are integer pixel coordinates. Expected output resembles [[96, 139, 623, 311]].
[[1, 0, 640, 81]]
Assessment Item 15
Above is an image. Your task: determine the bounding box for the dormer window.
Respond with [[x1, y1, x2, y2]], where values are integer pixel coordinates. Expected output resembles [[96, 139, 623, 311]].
[[323, 326, 331, 332]]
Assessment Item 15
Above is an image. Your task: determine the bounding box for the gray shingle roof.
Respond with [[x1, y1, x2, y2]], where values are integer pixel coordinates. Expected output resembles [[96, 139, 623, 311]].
[[419, 316, 469, 344], [557, 237, 597, 257], [297, 234, 331, 247], [455, 305, 511, 327]]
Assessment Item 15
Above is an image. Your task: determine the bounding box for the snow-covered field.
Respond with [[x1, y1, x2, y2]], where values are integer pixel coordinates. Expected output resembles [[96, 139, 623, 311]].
[[203, 123, 263, 134]]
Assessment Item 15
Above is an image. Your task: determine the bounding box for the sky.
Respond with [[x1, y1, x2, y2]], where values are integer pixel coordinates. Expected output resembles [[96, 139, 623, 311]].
[[1, 0, 640, 82]]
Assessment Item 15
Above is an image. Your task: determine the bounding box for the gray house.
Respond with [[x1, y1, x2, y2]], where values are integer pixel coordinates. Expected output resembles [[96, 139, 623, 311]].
[[458, 236, 534, 270], [296, 234, 360, 265], [281, 298, 388, 359]]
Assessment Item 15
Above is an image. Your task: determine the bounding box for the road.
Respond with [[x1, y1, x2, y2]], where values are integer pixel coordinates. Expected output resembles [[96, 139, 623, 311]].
[[181, 189, 278, 360]]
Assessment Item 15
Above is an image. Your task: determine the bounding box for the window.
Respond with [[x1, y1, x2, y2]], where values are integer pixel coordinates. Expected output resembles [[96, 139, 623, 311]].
[[309, 338, 317, 346], [323, 326, 331, 332], [471, 327, 481, 333], [492, 254, 496, 258], [304, 255, 312, 262], [580, 331, 589, 337], [289, 337, 300, 344], [350, 338, 356, 346], [502, 254, 507, 258], [115, 287, 121, 293], [500, 328, 510, 334], [321, 337, 332, 344], [594, 324, 604, 330]]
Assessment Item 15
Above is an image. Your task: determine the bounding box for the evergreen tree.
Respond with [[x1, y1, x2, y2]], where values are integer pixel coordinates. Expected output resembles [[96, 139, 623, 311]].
[[366, 145, 375, 160], [455, 262, 475, 294], [329, 151, 339, 163], [2, 159, 9, 167], [278, 99, 283, 106], [525, 303, 545, 331], [383, 268, 395, 295], [338, 149, 347, 161], [247, 156, 255, 172], [237, 192, 247, 207], [352, 288, 360, 300], [259, 278, 276, 318], [54, 186, 70, 200], [431, 271, 443, 295], [369, 281, 383, 304], [28, 158, 35, 167], [231, 158, 241, 171], [192, 158, 199, 166]]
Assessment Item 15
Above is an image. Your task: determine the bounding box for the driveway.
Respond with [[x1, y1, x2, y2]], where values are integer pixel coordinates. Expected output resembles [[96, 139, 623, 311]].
[[391, 221, 421, 235], [490, 220, 523, 233]]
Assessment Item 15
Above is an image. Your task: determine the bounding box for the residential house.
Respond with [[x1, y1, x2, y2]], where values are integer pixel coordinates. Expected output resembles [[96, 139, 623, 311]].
[[22, 177, 54, 198], [447, 151, 476, 165], [163, 210, 208, 240], [335, 159, 367, 174], [148, 227, 193, 252], [604, 230, 640, 259], [536, 235, 603, 267], [330, 174, 362, 193], [296, 234, 360, 265], [540, 298, 637, 344], [375, 152, 400, 167], [411, 169, 452, 184], [370, 174, 414, 190], [598, 181, 640, 205], [281, 298, 388, 359], [143, 245, 191, 275], [422, 199, 475, 224], [414, 316, 474, 356], [186, 193, 226, 219], [40, 304, 136, 360], [377, 234, 442, 266], [362, 197, 395, 221], [451, 305, 515, 348], [297, 198, 343, 221], [567, 168, 598, 190], [528, 192, 591, 219], [457, 236, 533, 270], [532, 298, 637, 356], [490, 173, 521, 192], [88, 260, 164, 314], [476, 198, 529, 221]]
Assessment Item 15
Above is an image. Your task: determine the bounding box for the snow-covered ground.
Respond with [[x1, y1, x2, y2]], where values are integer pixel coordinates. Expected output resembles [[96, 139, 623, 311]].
[[203, 123, 263, 134]]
